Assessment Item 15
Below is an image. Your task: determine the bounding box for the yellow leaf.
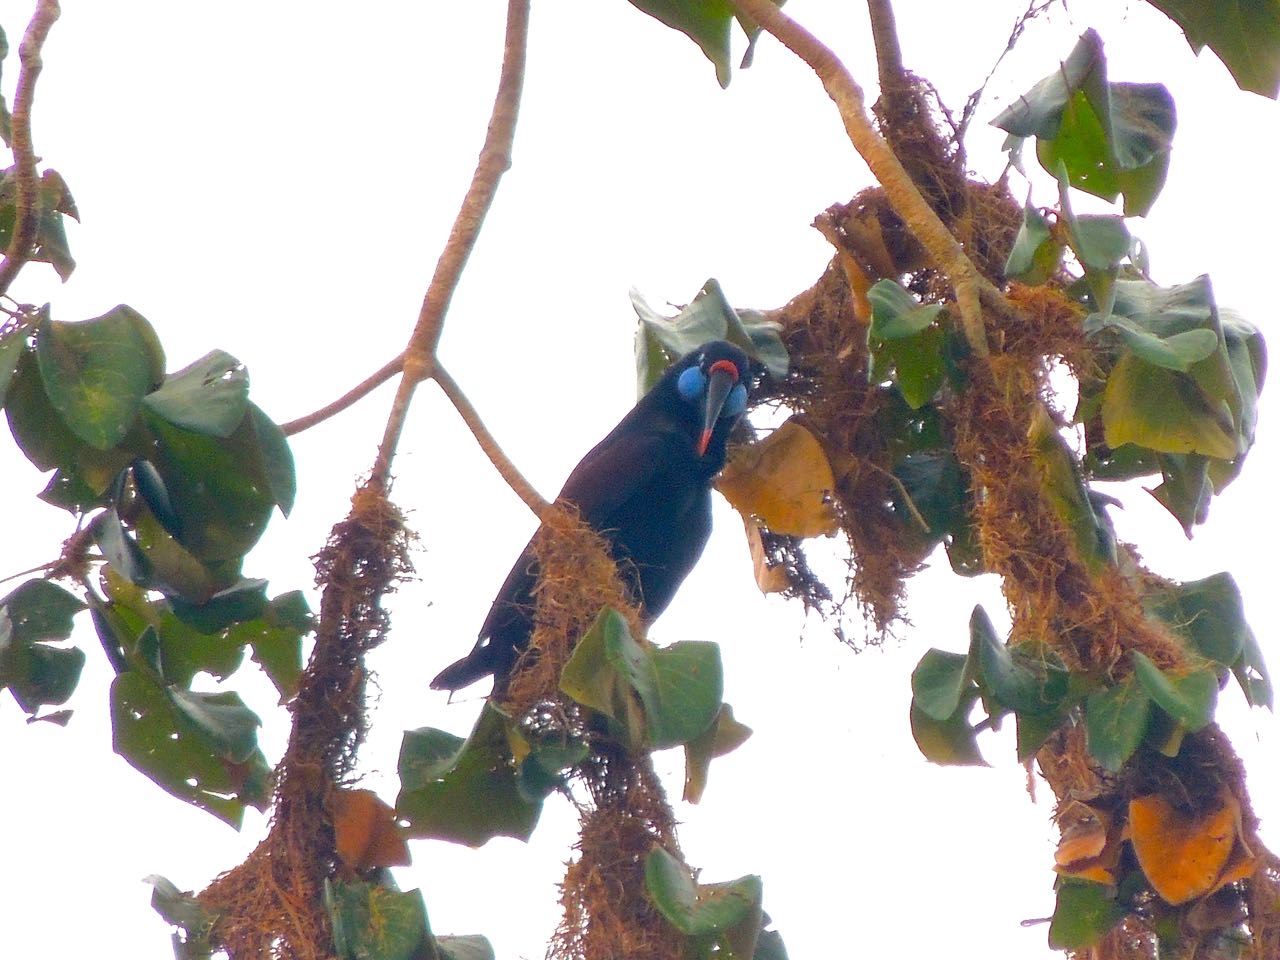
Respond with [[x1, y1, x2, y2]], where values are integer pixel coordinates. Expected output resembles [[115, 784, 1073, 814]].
[[743, 517, 789, 595], [716, 419, 839, 538], [1129, 789, 1238, 905]]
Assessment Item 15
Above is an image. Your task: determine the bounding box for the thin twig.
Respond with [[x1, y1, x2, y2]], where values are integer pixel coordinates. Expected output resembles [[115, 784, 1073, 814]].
[[434, 364, 549, 519], [370, 0, 530, 490], [729, 0, 1003, 358], [0, 0, 60, 297], [957, 0, 1059, 142], [281, 352, 405, 436]]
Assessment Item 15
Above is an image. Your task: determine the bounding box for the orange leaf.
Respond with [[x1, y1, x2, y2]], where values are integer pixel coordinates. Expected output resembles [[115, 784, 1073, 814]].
[[1055, 807, 1123, 885], [716, 419, 839, 538], [1206, 842, 1258, 896], [742, 517, 789, 595], [333, 787, 411, 872], [1129, 789, 1238, 905], [1055, 815, 1109, 866]]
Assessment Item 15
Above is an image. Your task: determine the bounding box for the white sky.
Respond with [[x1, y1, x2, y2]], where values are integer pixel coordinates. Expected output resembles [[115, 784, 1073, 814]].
[[0, 2, 1276, 958]]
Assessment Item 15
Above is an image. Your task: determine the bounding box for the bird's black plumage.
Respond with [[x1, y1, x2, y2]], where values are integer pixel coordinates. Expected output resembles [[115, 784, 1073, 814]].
[[430, 340, 753, 692]]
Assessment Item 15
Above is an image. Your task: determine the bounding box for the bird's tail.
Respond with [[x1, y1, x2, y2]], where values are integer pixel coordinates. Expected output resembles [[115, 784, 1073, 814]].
[[429, 642, 502, 692]]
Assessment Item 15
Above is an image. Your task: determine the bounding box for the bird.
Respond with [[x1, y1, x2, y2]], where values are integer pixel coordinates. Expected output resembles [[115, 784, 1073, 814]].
[[430, 339, 753, 693]]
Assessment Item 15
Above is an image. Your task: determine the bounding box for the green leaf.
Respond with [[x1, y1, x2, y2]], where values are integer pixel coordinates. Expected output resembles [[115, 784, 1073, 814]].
[[396, 704, 543, 847], [326, 878, 431, 960], [643, 640, 724, 749], [625, 0, 782, 87], [909, 699, 986, 766], [1131, 650, 1217, 732], [1148, 452, 1212, 535], [910, 649, 971, 721], [683, 702, 752, 804], [1084, 678, 1151, 771], [146, 875, 215, 943], [0, 611, 87, 712], [1027, 404, 1115, 570], [2, 578, 85, 641], [142, 349, 249, 438], [993, 30, 1175, 214], [645, 846, 763, 940], [1144, 572, 1247, 667], [559, 607, 648, 749], [891, 450, 970, 547], [1100, 318, 1219, 372], [437, 935, 496, 960], [971, 606, 1068, 715], [1145, 0, 1280, 97], [631, 279, 788, 394], [1016, 711, 1063, 763], [0, 320, 26, 403], [1102, 353, 1238, 460], [1004, 201, 1064, 284], [167, 687, 262, 763], [867, 279, 944, 339], [235, 590, 310, 701], [1232, 626, 1273, 710], [246, 402, 296, 517], [1049, 878, 1123, 950], [515, 736, 589, 803], [144, 411, 279, 564], [35, 306, 164, 450], [110, 671, 270, 826], [992, 30, 1107, 139]]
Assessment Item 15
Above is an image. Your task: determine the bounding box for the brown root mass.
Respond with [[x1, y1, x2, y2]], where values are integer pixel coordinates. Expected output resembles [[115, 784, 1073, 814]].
[[199, 482, 413, 960], [489, 505, 685, 960]]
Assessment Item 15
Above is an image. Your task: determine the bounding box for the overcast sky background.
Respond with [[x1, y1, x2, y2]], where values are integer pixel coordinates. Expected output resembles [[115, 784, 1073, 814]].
[[0, 2, 1276, 958]]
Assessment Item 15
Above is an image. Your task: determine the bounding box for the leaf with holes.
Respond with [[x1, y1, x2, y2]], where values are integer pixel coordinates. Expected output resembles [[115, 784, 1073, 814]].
[[110, 671, 270, 826], [142, 349, 249, 438]]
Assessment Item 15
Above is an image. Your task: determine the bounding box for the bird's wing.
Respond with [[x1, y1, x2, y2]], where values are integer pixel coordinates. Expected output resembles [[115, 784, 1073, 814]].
[[557, 424, 681, 528]]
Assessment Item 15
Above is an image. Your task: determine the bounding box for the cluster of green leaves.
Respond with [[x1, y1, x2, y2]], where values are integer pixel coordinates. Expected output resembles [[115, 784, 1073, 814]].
[[865, 279, 980, 571], [910, 571, 1268, 772], [0, 304, 308, 826], [996, 33, 1266, 537], [397, 609, 748, 847]]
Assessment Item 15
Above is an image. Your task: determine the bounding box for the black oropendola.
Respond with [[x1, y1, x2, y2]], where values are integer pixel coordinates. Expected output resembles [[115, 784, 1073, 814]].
[[430, 340, 752, 692]]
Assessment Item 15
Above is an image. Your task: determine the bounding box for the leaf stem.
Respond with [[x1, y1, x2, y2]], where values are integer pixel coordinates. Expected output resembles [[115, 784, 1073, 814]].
[[0, 0, 60, 297]]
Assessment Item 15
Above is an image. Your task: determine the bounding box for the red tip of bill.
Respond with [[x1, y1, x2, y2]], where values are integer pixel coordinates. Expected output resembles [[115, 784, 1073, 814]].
[[697, 427, 713, 457]]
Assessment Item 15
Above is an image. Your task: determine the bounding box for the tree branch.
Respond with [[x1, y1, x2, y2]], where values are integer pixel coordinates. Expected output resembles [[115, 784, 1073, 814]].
[[281, 352, 405, 436], [729, 0, 1002, 357], [434, 363, 549, 519], [0, 0, 60, 298], [866, 0, 905, 96], [370, 0, 530, 490]]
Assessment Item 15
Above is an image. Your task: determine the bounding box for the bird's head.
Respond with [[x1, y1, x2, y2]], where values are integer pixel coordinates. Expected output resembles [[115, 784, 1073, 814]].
[[670, 340, 752, 457]]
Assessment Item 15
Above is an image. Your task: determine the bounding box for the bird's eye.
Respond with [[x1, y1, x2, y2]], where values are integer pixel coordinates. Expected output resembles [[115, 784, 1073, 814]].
[[677, 366, 706, 401], [721, 382, 748, 418]]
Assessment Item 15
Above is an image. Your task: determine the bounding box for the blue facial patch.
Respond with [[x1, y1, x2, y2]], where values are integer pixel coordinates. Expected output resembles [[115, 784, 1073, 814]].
[[722, 382, 748, 418], [677, 365, 706, 401]]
